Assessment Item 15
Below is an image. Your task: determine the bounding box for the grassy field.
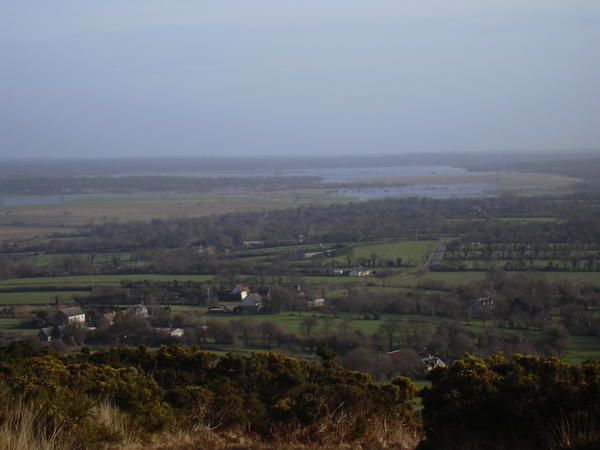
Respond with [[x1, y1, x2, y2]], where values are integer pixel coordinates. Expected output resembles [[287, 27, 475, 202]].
[[0, 189, 340, 241], [2, 269, 600, 293], [198, 311, 600, 363], [0, 273, 375, 290], [0, 274, 215, 288], [329, 240, 436, 266], [27, 252, 134, 266], [0, 291, 87, 306], [0, 318, 38, 336], [394, 271, 600, 288], [562, 335, 600, 363]]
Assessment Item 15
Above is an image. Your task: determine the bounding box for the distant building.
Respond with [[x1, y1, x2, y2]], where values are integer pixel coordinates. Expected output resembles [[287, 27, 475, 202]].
[[302, 251, 323, 259], [307, 298, 325, 309], [57, 307, 86, 326], [38, 326, 59, 342], [89, 310, 116, 327], [476, 296, 495, 309], [386, 349, 405, 363], [238, 293, 263, 314], [349, 268, 372, 277], [422, 354, 446, 371], [332, 269, 345, 276], [102, 311, 117, 325], [126, 304, 148, 318], [156, 327, 185, 338], [468, 296, 495, 318], [324, 249, 337, 257], [243, 241, 265, 249], [207, 305, 231, 314], [231, 284, 250, 301]]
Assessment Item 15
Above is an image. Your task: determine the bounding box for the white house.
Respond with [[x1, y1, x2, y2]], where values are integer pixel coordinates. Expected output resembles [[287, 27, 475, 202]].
[[126, 304, 148, 318], [307, 298, 325, 309], [57, 307, 86, 326], [349, 268, 372, 277]]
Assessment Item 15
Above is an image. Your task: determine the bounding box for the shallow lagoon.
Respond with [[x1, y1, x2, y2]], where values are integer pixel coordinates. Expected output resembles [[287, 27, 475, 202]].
[[0, 165, 492, 206]]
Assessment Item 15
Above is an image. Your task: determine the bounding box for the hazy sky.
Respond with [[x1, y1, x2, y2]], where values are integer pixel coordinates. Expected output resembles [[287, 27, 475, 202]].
[[1, 1, 599, 158]]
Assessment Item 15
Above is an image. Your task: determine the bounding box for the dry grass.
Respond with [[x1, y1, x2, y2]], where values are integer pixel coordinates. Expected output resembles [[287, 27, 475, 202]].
[[543, 411, 600, 450], [0, 401, 419, 450], [122, 416, 420, 450], [89, 400, 137, 448], [0, 402, 66, 450]]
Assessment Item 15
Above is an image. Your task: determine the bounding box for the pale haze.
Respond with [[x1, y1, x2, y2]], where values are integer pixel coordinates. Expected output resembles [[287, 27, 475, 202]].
[[1, 1, 599, 158]]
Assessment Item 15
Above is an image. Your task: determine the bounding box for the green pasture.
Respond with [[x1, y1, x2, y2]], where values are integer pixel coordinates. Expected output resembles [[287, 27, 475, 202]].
[[562, 336, 600, 363], [330, 240, 436, 266], [0, 318, 38, 336], [0, 274, 215, 288], [0, 291, 87, 306], [396, 271, 600, 288], [198, 312, 600, 363], [26, 252, 134, 266]]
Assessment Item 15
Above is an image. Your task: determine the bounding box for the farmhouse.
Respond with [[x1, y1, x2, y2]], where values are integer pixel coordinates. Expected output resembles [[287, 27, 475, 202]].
[[386, 349, 404, 363], [231, 284, 250, 301], [156, 327, 185, 338], [349, 268, 373, 277], [468, 296, 495, 318], [238, 293, 263, 314], [89, 310, 117, 327], [208, 305, 231, 314], [57, 307, 86, 326], [243, 240, 265, 248], [307, 298, 325, 309], [102, 311, 117, 325], [38, 326, 59, 342], [422, 354, 446, 371], [126, 304, 148, 318]]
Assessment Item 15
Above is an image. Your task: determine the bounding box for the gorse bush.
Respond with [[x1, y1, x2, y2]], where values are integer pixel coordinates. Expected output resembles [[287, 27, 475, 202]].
[[1, 343, 598, 449], [420, 353, 600, 450], [0, 342, 417, 448]]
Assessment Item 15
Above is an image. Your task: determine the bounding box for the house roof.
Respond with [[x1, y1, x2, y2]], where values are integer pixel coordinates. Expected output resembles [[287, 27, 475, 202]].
[[59, 307, 84, 317], [126, 304, 147, 312], [231, 284, 250, 294], [39, 327, 54, 336], [247, 293, 262, 302], [240, 293, 262, 306]]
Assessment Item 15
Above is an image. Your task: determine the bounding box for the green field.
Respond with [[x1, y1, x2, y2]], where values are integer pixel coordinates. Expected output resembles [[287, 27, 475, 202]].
[[0, 273, 372, 289], [395, 271, 600, 288], [0, 291, 87, 306], [25, 252, 134, 266], [200, 312, 600, 363], [562, 335, 600, 363], [0, 274, 215, 288], [330, 240, 436, 266], [2, 269, 599, 294], [0, 318, 38, 336]]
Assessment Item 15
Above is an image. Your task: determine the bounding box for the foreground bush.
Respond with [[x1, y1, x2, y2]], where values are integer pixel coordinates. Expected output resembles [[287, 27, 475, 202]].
[[420, 353, 600, 450], [0, 342, 418, 448]]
